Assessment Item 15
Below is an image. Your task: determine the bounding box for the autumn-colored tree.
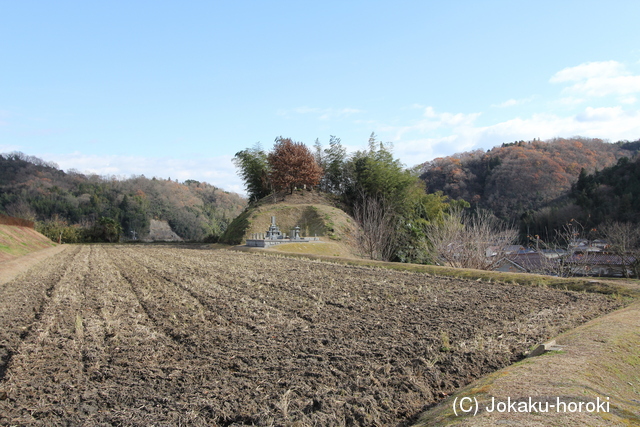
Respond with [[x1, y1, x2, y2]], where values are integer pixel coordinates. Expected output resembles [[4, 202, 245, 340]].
[[419, 137, 637, 221], [268, 137, 323, 193]]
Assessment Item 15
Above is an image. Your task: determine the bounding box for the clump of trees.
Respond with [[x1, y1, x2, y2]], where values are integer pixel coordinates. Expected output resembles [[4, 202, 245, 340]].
[[232, 145, 270, 203], [233, 137, 323, 201], [232, 135, 640, 271], [352, 195, 398, 262], [233, 134, 469, 263]]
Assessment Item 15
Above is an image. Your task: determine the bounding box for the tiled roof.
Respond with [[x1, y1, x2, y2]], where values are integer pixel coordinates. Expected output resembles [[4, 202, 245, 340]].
[[506, 252, 550, 271], [566, 253, 636, 266]]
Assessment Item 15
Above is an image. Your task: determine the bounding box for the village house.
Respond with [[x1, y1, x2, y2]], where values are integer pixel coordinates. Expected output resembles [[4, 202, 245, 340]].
[[565, 252, 637, 277], [494, 251, 555, 275]]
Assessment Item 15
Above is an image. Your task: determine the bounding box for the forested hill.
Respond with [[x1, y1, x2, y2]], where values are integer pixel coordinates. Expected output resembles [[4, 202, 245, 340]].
[[573, 155, 640, 225], [418, 137, 640, 220], [0, 152, 246, 242]]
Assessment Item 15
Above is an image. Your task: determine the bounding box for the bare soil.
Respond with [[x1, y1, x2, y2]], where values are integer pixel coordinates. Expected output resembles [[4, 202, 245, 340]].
[[0, 245, 66, 286], [0, 245, 626, 426]]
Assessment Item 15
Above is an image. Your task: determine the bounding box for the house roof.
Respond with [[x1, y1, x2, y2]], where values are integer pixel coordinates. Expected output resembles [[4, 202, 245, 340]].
[[566, 253, 636, 266], [504, 252, 550, 271]]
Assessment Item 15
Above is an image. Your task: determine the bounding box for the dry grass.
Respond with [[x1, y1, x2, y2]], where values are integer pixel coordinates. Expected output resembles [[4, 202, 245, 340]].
[[266, 241, 359, 258], [0, 224, 56, 261]]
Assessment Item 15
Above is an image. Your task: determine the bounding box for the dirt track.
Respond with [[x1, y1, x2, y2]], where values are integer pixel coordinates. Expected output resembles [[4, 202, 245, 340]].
[[0, 245, 625, 426]]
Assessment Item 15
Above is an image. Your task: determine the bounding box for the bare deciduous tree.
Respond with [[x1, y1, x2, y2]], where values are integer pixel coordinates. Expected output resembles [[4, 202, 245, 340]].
[[353, 195, 398, 262], [426, 208, 518, 270], [598, 221, 640, 278]]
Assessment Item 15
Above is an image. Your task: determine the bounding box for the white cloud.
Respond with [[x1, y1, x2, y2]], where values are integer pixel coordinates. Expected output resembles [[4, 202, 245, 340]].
[[576, 106, 624, 122], [423, 106, 481, 127], [569, 75, 640, 97], [278, 106, 363, 120], [556, 96, 585, 106], [492, 97, 534, 108], [551, 61, 640, 97], [620, 95, 637, 104], [42, 152, 246, 195], [383, 106, 481, 142], [494, 99, 519, 108], [550, 61, 626, 83]]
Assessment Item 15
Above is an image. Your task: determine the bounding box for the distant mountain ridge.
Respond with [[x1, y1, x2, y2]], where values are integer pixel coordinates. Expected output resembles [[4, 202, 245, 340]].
[[418, 137, 639, 220], [0, 152, 247, 242]]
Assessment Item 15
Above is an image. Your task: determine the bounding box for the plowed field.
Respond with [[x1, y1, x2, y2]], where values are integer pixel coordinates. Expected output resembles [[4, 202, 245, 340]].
[[0, 245, 624, 426]]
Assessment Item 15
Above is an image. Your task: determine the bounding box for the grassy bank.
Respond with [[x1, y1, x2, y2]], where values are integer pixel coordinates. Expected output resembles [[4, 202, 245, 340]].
[[0, 224, 56, 262]]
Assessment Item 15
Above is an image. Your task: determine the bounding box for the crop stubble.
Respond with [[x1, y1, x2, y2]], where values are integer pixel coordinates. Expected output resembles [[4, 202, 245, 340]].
[[0, 245, 625, 426]]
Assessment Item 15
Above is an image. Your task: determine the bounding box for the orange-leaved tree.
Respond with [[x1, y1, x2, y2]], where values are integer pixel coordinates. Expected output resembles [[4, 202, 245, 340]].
[[268, 137, 323, 193]]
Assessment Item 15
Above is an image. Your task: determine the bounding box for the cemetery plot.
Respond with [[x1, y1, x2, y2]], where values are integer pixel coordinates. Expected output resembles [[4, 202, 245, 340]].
[[0, 245, 625, 426]]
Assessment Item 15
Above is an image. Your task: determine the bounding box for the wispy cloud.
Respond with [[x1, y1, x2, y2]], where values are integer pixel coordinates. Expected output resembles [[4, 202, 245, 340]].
[[42, 152, 246, 195], [550, 61, 626, 83], [376, 106, 481, 143], [277, 106, 363, 120], [551, 60, 640, 97], [492, 97, 534, 108]]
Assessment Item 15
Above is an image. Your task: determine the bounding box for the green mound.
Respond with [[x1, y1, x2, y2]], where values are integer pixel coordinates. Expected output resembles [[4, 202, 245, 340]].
[[220, 191, 356, 248]]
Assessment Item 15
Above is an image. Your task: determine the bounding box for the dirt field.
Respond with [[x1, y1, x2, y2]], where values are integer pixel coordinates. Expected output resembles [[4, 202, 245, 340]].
[[0, 245, 626, 426]]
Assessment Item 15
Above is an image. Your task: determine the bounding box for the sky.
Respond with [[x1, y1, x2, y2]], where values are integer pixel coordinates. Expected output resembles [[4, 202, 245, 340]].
[[2, 1, 640, 195]]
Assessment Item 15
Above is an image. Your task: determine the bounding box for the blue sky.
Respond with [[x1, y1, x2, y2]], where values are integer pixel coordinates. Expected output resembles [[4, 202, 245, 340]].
[[2, 1, 640, 195]]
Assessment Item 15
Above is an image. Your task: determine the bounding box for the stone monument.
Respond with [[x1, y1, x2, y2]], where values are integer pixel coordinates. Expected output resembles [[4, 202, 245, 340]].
[[245, 216, 318, 247]]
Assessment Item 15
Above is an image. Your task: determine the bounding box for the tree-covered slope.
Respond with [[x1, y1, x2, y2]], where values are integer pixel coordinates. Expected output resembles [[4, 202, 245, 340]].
[[0, 152, 246, 241], [418, 137, 639, 220], [573, 155, 640, 224]]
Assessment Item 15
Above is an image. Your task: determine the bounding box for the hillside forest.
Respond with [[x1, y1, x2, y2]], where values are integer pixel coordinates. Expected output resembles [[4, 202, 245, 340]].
[[0, 152, 246, 243], [418, 137, 640, 241], [231, 135, 640, 266]]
